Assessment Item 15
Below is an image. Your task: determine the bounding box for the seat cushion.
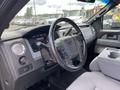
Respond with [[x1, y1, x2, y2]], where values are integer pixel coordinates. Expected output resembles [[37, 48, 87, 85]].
[[66, 72, 120, 90]]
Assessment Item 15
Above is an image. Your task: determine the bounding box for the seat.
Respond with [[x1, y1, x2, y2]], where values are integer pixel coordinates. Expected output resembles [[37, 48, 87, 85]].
[[67, 72, 120, 90], [67, 48, 120, 90]]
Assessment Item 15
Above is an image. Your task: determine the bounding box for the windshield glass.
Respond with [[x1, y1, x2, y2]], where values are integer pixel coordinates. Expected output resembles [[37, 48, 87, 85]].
[[5, 0, 108, 31], [103, 5, 120, 29]]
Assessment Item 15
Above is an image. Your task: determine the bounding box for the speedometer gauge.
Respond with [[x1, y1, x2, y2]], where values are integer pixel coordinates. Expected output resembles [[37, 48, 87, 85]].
[[11, 43, 26, 55]]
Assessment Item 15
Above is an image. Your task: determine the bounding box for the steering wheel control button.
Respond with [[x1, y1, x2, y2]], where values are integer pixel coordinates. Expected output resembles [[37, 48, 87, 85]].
[[19, 57, 27, 65]]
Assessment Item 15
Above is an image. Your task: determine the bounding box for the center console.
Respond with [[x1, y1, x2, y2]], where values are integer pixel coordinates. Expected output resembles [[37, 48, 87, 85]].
[[91, 47, 120, 80]]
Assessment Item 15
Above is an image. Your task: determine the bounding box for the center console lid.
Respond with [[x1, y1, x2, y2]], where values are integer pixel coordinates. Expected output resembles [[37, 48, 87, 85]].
[[90, 48, 120, 80]]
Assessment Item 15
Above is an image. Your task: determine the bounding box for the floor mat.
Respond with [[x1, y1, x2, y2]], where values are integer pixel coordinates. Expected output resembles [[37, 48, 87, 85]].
[[49, 68, 86, 90]]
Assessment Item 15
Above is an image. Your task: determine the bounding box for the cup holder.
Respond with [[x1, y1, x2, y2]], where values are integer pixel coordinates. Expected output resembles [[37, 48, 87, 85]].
[[108, 52, 120, 59]]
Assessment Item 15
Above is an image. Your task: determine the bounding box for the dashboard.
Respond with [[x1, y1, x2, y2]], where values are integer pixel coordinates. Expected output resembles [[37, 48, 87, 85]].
[[0, 24, 96, 90], [28, 32, 48, 52]]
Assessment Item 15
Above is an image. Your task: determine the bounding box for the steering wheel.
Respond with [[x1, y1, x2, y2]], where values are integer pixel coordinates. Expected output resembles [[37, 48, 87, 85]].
[[49, 18, 87, 72]]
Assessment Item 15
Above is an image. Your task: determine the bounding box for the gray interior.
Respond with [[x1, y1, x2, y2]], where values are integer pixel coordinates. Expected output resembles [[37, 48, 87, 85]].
[[67, 47, 120, 90], [0, 0, 119, 90], [0, 24, 96, 90]]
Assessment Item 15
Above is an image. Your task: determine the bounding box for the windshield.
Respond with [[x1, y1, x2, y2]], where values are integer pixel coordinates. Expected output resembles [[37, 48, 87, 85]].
[[103, 5, 120, 29], [5, 0, 108, 31]]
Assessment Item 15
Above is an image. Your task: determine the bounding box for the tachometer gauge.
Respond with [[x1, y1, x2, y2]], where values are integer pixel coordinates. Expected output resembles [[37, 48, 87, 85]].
[[11, 43, 26, 55]]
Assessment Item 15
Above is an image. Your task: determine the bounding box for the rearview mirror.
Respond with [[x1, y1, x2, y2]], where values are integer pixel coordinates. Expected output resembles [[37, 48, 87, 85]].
[[77, 0, 95, 3]]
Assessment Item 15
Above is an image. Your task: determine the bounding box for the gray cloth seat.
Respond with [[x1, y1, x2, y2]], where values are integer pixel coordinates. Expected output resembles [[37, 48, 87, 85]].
[[67, 72, 120, 90], [67, 48, 120, 90]]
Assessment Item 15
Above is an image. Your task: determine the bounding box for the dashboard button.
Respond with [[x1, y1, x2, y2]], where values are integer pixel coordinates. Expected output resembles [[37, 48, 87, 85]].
[[18, 64, 33, 75], [19, 56, 27, 65]]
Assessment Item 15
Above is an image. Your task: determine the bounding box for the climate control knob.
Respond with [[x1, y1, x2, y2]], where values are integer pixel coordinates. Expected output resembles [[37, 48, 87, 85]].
[[19, 56, 27, 65]]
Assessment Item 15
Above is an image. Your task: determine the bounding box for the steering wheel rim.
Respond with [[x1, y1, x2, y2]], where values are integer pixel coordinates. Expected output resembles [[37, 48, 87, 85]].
[[49, 17, 87, 72]]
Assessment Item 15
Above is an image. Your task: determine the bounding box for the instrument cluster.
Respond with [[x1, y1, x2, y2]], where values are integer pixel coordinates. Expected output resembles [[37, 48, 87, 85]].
[[28, 33, 48, 52]]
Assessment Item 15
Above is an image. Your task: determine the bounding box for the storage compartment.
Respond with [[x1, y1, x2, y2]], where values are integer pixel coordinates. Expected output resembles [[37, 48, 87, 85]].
[[92, 48, 120, 80]]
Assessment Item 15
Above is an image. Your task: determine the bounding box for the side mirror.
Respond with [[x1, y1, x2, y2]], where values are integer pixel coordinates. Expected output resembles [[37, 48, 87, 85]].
[[77, 0, 95, 3]]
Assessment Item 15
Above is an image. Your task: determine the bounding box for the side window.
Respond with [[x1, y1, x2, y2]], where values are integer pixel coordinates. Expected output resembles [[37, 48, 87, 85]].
[[103, 5, 120, 30]]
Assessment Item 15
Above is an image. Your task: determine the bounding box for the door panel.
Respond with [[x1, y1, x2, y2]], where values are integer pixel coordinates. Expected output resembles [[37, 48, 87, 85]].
[[95, 33, 120, 54]]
